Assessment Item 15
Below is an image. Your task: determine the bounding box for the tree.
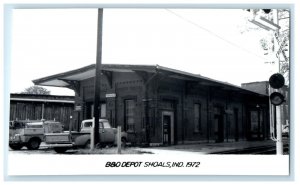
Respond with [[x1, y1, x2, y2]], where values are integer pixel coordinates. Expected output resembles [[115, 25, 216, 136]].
[[259, 9, 290, 84], [22, 86, 51, 95], [242, 9, 290, 84]]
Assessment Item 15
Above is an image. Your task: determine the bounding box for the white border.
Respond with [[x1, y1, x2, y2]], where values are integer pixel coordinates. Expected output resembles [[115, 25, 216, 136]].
[[1, 0, 298, 182], [8, 154, 289, 176]]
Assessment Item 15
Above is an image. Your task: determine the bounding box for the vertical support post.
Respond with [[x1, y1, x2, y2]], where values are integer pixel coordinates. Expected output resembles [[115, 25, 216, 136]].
[[41, 103, 44, 120], [273, 9, 283, 155], [269, 84, 275, 140], [69, 115, 73, 133], [206, 87, 211, 143], [93, 8, 103, 147], [90, 117, 95, 150], [273, 9, 280, 73], [181, 81, 186, 144], [117, 126, 121, 154], [275, 105, 283, 155], [145, 84, 150, 145], [257, 106, 261, 140], [225, 92, 229, 142]]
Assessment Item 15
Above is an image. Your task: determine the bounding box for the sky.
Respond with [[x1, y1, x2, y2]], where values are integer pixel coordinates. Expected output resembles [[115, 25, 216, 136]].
[[10, 8, 278, 96]]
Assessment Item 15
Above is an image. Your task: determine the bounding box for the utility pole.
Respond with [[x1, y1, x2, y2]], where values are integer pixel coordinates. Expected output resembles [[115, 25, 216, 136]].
[[247, 9, 284, 155], [273, 9, 283, 155], [93, 8, 103, 148]]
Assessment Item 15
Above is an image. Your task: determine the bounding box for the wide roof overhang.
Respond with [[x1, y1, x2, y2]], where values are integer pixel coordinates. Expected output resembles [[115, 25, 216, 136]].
[[33, 64, 267, 97]]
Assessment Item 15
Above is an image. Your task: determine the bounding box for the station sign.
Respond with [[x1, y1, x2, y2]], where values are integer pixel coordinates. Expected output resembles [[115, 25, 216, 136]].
[[75, 105, 82, 111], [106, 93, 116, 98]]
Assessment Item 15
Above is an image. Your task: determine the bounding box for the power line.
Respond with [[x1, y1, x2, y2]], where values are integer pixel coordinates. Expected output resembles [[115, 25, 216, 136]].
[[165, 9, 268, 61]]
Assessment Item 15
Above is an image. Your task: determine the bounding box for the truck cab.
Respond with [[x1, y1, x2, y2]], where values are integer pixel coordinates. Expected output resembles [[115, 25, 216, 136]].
[[80, 119, 116, 143], [44, 119, 127, 153]]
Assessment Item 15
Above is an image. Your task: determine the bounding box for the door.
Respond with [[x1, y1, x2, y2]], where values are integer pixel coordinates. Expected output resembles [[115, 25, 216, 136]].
[[99, 121, 115, 143], [249, 109, 262, 140], [234, 108, 239, 141], [214, 107, 224, 143], [162, 111, 174, 145]]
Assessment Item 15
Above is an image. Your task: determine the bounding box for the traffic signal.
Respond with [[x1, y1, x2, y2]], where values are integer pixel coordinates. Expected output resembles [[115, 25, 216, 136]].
[[269, 73, 285, 106], [262, 9, 271, 14]]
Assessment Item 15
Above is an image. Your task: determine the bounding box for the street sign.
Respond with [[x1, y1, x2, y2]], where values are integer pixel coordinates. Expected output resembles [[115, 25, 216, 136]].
[[106, 93, 116, 98], [75, 105, 82, 111]]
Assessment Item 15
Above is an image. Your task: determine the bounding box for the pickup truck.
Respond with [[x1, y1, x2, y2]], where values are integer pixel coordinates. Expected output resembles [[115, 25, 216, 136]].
[[9, 120, 63, 150], [44, 119, 127, 153]]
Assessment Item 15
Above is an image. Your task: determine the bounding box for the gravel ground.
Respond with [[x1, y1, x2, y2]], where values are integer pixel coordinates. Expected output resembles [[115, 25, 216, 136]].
[[76, 147, 154, 154], [8, 144, 154, 155], [9, 140, 289, 155]]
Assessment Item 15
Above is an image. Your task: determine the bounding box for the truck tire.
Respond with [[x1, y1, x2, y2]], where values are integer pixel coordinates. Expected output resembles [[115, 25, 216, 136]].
[[9, 144, 23, 150], [121, 137, 127, 147], [26, 138, 41, 150], [54, 147, 68, 153], [84, 140, 91, 149]]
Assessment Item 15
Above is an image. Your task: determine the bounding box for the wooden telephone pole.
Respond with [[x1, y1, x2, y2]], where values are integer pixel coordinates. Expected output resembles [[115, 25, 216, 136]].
[[93, 8, 103, 148]]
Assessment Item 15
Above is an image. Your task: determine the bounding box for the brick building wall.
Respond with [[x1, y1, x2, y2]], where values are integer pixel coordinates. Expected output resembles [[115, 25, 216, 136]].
[[33, 64, 270, 146], [74, 72, 269, 145]]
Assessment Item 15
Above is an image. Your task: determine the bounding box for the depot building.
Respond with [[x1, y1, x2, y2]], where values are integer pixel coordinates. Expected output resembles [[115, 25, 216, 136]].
[[33, 64, 270, 146]]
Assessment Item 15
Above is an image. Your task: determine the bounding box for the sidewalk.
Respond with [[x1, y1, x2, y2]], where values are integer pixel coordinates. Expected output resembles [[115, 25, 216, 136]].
[[137, 140, 276, 155]]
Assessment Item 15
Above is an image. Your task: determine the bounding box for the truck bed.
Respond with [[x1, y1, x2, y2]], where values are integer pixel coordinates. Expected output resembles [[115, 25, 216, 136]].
[[45, 133, 72, 144], [44, 131, 87, 144]]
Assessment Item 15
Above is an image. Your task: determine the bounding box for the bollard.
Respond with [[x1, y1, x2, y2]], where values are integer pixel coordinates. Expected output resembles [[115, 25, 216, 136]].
[[90, 118, 95, 150], [117, 126, 121, 154]]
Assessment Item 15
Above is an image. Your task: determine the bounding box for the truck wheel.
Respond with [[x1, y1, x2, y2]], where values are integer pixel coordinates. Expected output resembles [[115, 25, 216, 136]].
[[121, 137, 127, 147], [54, 147, 68, 153], [84, 140, 91, 149], [9, 144, 23, 150], [27, 138, 41, 150]]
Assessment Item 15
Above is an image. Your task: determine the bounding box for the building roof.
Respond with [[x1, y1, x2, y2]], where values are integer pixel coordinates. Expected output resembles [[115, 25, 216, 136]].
[[10, 93, 75, 104], [33, 64, 267, 97]]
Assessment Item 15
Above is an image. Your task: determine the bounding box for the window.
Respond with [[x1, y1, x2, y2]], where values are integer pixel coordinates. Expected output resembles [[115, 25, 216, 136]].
[[125, 99, 136, 132], [102, 120, 111, 128], [89, 103, 107, 118], [194, 104, 201, 132], [84, 122, 93, 128], [100, 104, 106, 118]]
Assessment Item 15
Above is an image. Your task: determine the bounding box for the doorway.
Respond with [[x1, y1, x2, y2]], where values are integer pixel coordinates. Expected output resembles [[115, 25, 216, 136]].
[[234, 108, 239, 141], [162, 111, 174, 145], [214, 107, 224, 143]]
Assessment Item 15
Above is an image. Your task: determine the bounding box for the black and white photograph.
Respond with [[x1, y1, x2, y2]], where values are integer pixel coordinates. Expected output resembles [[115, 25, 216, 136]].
[[3, 2, 294, 180]]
